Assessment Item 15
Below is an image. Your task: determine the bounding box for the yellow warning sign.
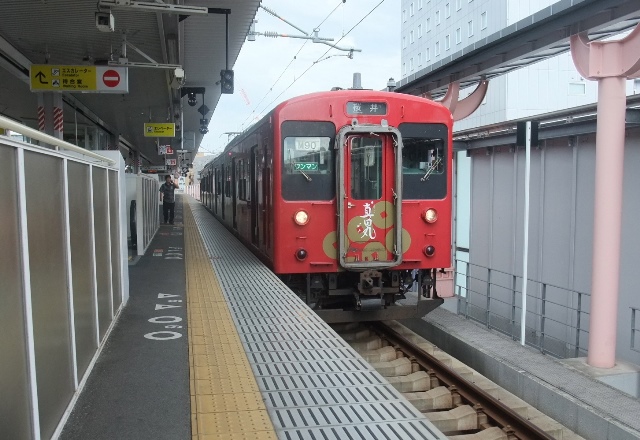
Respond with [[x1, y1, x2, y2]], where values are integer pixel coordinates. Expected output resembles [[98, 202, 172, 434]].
[[30, 65, 129, 93], [144, 123, 176, 137], [30, 65, 97, 91]]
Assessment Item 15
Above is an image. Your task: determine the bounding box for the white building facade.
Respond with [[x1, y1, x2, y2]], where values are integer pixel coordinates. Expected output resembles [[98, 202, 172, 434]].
[[400, 0, 638, 130]]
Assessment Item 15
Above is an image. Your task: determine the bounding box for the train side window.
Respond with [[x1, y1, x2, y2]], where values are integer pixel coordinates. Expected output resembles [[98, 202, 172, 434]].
[[225, 165, 231, 197], [215, 168, 221, 195], [237, 160, 243, 200]]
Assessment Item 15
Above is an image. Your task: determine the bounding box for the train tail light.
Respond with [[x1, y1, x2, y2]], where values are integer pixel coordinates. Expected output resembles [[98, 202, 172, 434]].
[[424, 246, 435, 257], [294, 210, 309, 225], [295, 248, 308, 261], [422, 208, 438, 223]]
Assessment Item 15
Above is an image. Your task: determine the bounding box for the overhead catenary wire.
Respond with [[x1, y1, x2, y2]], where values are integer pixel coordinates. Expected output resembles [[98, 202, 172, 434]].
[[256, 0, 385, 116], [239, 0, 347, 129]]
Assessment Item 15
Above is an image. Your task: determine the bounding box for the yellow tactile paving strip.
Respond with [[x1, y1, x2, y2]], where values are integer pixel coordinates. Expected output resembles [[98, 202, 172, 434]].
[[184, 203, 277, 440]]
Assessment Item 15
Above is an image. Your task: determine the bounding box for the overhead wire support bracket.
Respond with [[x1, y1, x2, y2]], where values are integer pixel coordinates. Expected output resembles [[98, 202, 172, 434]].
[[249, 5, 362, 54]]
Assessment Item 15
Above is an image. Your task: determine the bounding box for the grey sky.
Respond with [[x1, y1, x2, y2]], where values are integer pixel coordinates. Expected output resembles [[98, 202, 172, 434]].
[[200, 0, 400, 154]]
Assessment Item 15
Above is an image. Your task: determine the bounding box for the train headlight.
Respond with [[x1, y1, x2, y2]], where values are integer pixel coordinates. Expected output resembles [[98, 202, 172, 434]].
[[295, 248, 308, 261], [424, 245, 435, 257], [294, 210, 309, 226], [423, 208, 438, 223]]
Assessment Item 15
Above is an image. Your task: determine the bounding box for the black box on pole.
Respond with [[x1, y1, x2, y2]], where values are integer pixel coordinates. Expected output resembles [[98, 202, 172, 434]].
[[516, 121, 539, 147]]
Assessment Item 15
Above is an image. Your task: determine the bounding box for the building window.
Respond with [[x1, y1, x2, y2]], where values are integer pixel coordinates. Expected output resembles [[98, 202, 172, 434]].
[[435, 10, 441, 25], [418, 24, 422, 38], [481, 12, 487, 29], [468, 20, 474, 37], [435, 41, 440, 56], [410, 57, 414, 71], [403, 9, 407, 22], [456, 27, 461, 44], [403, 63, 406, 75], [445, 34, 450, 50], [418, 52, 422, 66], [410, 30, 414, 44], [419, 0, 423, 10], [426, 47, 430, 61], [456, 0, 461, 10], [445, 3, 450, 18], [568, 82, 586, 95], [403, 36, 406, 49], [426, 17, 431, 32], [410, 2, 414, 16]]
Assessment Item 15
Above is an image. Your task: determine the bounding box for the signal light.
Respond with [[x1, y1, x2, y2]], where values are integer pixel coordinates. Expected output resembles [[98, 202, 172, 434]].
[[220, 69, 234, 94]]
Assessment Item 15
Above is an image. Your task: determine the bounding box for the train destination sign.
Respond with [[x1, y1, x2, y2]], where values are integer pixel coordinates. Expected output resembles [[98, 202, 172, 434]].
[[30, 65, 129, 93], [144, 123, 175, 137], [346, 101, 387, 116], [294, 163, 318, 171]]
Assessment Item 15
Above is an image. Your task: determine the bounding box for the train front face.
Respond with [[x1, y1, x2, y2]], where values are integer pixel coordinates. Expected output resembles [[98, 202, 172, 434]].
[[272, 90, 453, 309]]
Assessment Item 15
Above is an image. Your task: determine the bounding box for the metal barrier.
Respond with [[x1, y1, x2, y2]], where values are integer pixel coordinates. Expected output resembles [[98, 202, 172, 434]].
[[0, 134, 128, 440], [455, 260, 590, 359]]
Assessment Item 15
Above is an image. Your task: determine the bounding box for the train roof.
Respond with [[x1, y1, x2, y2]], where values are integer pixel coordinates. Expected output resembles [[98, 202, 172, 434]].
[[205, 89, 451, 166]]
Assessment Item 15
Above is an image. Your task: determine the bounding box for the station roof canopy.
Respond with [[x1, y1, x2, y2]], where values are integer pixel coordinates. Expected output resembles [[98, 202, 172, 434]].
[[0, 0, 260, 165], [396, 0, 640, 98]]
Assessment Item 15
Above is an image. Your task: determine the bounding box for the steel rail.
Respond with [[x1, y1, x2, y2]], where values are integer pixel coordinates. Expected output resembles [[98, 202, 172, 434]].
[[370, 322, 555, 440]]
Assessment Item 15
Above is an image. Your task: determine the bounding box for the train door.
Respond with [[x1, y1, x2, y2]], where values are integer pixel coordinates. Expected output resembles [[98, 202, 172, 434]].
[[231, 158, 237, 229], [213, 167, 219, 214], [264, 148, 271, 250], [338, 126, 403, 269], [250, 146, 258, 245]]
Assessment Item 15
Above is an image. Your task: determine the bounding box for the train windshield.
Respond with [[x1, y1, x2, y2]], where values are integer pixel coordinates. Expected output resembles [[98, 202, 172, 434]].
[[399, 123, 448, 199], [281, 121, 336, 201]]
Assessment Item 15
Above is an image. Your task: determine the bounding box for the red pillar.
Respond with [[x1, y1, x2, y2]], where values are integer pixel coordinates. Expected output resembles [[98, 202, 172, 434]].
[[570, 26, 640, 368]]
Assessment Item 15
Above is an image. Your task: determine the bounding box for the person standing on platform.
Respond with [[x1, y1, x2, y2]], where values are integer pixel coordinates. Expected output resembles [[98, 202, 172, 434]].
[[159, 175, 179, 224]]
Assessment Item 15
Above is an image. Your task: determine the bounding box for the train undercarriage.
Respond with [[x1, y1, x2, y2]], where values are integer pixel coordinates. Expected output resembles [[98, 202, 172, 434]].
[[280, 268, 445, 323]]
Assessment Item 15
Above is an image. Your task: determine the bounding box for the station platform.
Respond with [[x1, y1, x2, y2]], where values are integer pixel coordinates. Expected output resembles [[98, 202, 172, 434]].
[[402, 308, 640, 440], [59, 195, 446, 440]]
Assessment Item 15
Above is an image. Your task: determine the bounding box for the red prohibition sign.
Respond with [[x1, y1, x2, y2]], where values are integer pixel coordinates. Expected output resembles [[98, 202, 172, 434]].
[[102, 69, 120, 87]]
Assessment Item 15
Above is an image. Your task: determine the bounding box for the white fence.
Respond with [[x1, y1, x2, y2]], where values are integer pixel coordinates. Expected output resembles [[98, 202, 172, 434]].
[[126, 174, 160, 255], [0, 133, 128, 440], [186, 183, 200, 200]]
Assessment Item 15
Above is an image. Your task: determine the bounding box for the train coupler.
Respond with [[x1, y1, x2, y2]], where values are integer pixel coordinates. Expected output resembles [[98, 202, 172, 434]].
[[358, 270, 382, 296]]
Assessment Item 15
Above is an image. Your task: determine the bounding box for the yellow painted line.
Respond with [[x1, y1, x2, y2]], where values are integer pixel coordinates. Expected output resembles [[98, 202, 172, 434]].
[[184, 203, 277, 440]]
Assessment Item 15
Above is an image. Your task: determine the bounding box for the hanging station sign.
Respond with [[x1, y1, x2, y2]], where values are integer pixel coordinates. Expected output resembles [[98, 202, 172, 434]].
[[30, 65, 129, 93], [144, 123, 176, 137]]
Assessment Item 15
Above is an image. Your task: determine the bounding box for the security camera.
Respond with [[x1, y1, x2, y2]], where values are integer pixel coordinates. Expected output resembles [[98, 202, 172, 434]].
[[170, 68, 185, 89], [96, 12, 115, 32]]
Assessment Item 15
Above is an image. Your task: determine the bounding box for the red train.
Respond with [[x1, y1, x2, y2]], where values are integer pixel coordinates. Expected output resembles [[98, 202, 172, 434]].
[[200, 89, 452, 321]]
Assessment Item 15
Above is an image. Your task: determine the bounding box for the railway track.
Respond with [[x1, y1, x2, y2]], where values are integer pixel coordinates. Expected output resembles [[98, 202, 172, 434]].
[[333, 321, 585, 440]]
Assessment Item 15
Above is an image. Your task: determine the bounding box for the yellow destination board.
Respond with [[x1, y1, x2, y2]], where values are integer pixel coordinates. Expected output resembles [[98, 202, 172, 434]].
[[144, 123, 176, 137], [31, 65, 97, 91], [30, 65, 129, 93]]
